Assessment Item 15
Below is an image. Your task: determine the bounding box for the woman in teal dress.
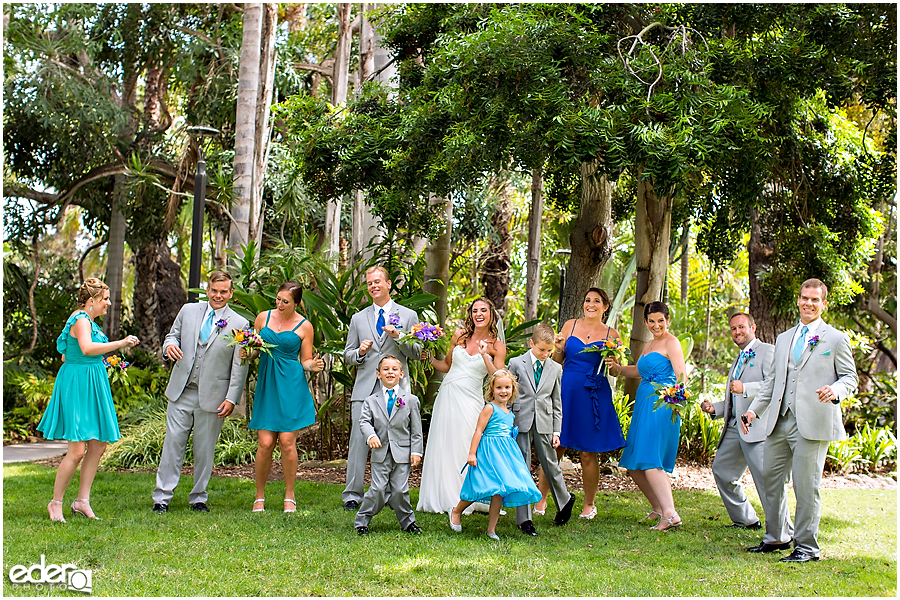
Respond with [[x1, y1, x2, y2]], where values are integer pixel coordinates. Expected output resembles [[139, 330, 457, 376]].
[[607, 301, 687, 531], [241, 282, 324, 513], [37, 278, 140, 522]]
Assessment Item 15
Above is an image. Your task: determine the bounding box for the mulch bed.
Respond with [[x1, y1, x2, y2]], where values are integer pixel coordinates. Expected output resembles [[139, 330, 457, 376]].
[[32, 455, 897, 492]]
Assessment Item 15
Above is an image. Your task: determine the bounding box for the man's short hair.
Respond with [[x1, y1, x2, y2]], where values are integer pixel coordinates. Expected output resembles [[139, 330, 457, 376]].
[[729, 312, 755, 327], [208, 270, 233, 289], [531, 323, 555, 344], [800, 278, 828, 301], [365, 265, 391, 281]]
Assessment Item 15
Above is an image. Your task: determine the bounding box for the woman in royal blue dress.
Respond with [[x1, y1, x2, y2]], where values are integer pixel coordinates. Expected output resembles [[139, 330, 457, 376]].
[[536, 288, 625, 520], [607, 301, 687, 531], [38, 278, 140, 522], [240, 282, 324, 513]]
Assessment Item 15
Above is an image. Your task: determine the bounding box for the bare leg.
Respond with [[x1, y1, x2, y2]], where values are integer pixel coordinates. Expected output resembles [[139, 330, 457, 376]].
[[71, 440, 107, 518], [487, 495, 503, 535], [279, 430, 300, 508], [254, 430, 277, 510], [450, 500, 474, 526], [644, 468, 679, 530], [628, 469, 663, 516], [580, 451, 599, 516], [49, 442, 86, 521]]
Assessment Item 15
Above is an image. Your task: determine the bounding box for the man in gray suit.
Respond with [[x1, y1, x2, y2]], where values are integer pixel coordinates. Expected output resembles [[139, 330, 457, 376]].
[[508, 324, 575, 536], [701, 313, 792, 543], [742, 278, 858, 562], [152, 270, 249, 513], [342, 265, 421, 510], [354, 355, 424, 534]]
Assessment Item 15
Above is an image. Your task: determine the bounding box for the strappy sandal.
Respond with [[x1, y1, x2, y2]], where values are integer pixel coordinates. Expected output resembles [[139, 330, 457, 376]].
[[640, 510, 661, 522], [652, 514, 682, 531], [71, 499, 100, 520], [283, 498, 296, 513], [578, 506, 597, 520], [533, 500, 547, 516], [48, 500, 66, 523], [252, 498, 266, 512]]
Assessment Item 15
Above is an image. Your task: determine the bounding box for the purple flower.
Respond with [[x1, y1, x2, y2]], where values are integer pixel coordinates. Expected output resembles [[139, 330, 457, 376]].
[[389, 313, 401, 328], [807, 335, 820, 348], [396, 396, 405, 407], [215, 318, 228, 329], [740, 348, 756, 363]]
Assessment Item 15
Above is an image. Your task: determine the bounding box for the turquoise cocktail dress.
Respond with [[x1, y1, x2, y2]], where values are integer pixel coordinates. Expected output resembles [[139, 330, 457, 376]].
[[37, 311, 121, 443], [248, 311, 316, 432], [618, 352, 680, 473], [459, 404, 542, 507]]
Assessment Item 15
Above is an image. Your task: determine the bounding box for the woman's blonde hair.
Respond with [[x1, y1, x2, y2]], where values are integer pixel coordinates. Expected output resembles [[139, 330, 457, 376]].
[[78, 278, 109, 308], [484, 368, 519, 407]]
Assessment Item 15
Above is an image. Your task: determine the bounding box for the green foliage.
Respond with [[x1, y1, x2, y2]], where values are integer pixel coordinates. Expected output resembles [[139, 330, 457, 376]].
[[827, 425, 897, 474], [679, 400, 724, 463], [2, 371, 54, 442]]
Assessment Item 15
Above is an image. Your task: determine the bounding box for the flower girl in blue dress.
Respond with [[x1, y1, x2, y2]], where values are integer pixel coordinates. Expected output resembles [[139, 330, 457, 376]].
[[448, 369, 541, 539]]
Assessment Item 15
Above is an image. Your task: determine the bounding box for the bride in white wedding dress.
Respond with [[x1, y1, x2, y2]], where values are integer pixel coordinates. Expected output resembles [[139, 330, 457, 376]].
[[416, 298, 507, 514]]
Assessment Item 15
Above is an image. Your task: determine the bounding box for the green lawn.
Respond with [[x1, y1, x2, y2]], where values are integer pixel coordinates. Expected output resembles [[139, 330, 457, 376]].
[[2, 463, 896, 596]]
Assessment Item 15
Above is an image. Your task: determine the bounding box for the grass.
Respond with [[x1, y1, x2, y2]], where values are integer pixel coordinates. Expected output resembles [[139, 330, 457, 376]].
[[2, 463, 896, 596]]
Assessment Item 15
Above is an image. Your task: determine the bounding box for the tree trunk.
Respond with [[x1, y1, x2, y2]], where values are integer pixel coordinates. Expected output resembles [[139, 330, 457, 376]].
[[423, 195, 452, 405], [480, 183, 512, 317], [228, 3, 263, 260], [525, 167, 544, 323], [133, 242, 186, 357], [103, 175, 128, 341], [324, 2, 353, 258], [560, 161, 615, 322], [250, 3, 277, 248], [748, 206, 792, 344], [680, 223, 689, 303]]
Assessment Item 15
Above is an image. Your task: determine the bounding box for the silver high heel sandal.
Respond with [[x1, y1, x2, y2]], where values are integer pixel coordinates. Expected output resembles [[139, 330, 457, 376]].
[[640, 510, 661, 522], [283, 498, 296, 513], [652, 514, 682, 531], [252, 498, 266, 513], [71, 499, 100, 520], [48, 500, 66, 523]]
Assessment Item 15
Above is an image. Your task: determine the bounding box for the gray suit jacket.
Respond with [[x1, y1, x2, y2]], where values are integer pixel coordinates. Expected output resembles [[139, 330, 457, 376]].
[[164, 302, 250, 412], [359, 389, 423, 464], [748, 322, 858, 442], [712, 341, 775, 445], [343, 302, 421, 401], [508, 352, 563, 435]]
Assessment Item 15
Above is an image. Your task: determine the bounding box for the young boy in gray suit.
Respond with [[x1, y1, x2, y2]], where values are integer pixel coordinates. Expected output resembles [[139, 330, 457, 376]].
[[508, 324, 575, 536], [354, 355, 424, 535]]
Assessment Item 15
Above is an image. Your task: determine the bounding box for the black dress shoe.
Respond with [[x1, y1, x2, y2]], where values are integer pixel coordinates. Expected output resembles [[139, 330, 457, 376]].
[[554, 495, 576, 525], [344, 500, 360, 511], [780, 549, 819, 563], [152, 503, 168, 514], [356, 526, 369, 535], [190, 502, 210, 512], [404, 522, 423, 534], [727, 521, 762, 530], [518, 520, 538, 536], [746, 541, 791, 553]]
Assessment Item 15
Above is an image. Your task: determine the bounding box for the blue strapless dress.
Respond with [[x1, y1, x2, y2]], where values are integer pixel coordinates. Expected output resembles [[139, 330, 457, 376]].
[[618, 352, 680, 472], [248, 312, 316, 432], [37, 311, 121, 443], [459, 405, 542, 507], [558, 335, 626, 454]]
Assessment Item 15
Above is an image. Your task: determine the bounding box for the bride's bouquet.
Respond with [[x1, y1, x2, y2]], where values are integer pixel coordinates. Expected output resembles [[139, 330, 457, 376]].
[[223, 326, 276, 366], [652, 382, 692, 423], [398, 321, 449, 356], [580, 337, 630, 375]]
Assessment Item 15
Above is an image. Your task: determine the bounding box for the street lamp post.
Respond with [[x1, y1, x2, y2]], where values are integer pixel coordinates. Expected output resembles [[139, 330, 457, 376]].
[[186, 126, 220, 303]]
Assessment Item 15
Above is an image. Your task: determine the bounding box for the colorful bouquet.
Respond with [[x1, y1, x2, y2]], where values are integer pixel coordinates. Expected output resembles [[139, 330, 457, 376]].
[[398, 321, 449, 356], [223, 326, 276, 366], [652, 382, 692, 423], [581, 337, 631, 375], [103, 355, 130, 370]]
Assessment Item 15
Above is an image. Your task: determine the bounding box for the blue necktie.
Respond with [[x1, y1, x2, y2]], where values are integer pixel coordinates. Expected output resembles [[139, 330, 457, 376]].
[[200, 310, 215, 344], [534, 360, 543, 387], [792, 324, 809, 363], [733, 350, 748, 379], [376, 308, 385, 337], [387, 389, 395, 417]]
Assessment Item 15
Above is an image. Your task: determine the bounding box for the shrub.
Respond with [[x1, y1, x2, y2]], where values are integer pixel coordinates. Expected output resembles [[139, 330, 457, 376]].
[[3, 371, 54, 442]]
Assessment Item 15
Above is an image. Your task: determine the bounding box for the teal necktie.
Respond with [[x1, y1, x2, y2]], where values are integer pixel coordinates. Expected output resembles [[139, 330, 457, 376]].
[[534, 360, 543, 387], [387, 389, 395, 416], [200, 311, 215, 343], [792, 324, 809, 363]]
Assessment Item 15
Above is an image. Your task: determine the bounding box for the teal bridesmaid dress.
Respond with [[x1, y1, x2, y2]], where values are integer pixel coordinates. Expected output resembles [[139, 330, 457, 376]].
[[37, 311, 121, 443], [248, 311, 316, 432]]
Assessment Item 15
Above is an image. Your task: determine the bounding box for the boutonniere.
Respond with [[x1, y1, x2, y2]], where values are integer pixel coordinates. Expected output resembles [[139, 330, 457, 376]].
[[807, 335, 820, 348], [215, 318, 228, 329], [740, 348, 756, 363], [388, 313, 401, 328], [395, 395, 405, 407]]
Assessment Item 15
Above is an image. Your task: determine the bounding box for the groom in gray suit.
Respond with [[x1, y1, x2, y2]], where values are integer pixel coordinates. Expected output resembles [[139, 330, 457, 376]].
[[342, 265, 421, 510], [508, 324, 575, 536], [701, 313, 791, 542], [152, 270, 249, 513], [742, 279, 858, 562]]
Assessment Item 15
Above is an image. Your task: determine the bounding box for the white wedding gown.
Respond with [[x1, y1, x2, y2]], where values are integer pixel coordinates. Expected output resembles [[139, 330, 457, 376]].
[[417, 345, 489, 513]]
